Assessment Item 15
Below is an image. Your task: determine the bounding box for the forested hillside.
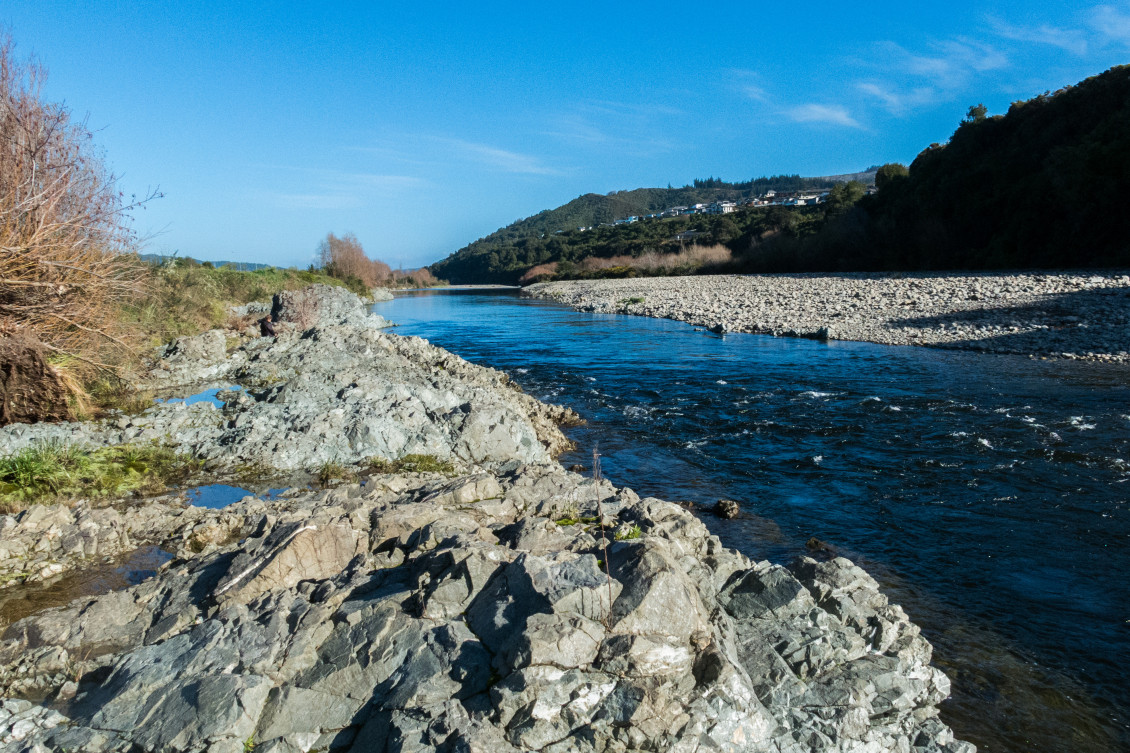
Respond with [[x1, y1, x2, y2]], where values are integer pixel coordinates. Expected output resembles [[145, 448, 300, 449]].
[[432, 65, 1130, 284], [430, 175, 850, 284], [738, 64, 1130, 273]]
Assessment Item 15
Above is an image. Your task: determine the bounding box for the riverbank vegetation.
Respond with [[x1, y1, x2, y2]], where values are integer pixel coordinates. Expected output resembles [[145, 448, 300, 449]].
[[0, 440, 200, 512], [316, 231, 441, 290], [0, 35, 415, 422]]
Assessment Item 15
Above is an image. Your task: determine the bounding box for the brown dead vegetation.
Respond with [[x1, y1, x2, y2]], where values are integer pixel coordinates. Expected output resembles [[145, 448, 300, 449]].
[[317, 232, 392, 288], [519, 245, 733, 284], [0, 34, 155, 379]]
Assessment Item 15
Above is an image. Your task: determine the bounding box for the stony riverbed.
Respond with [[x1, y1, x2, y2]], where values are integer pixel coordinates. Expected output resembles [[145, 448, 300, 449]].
[[0, 285, 972, 752], [525, 271, 1130, 362]]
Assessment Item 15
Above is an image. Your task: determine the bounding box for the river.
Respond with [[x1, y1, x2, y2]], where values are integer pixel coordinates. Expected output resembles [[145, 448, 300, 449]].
[[378, 288, 1128, 753]]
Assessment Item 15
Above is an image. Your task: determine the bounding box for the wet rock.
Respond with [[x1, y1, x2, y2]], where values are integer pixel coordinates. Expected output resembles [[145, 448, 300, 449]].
[[713, 498, 740, 518], [0, 465, 970, 753]]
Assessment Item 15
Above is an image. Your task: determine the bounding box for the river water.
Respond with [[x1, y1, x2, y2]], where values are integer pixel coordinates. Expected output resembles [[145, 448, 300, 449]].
[[379, 288, 1128, 753]]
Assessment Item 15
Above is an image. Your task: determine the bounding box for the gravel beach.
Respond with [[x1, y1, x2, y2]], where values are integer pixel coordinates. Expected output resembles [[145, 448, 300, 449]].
[[525, 271, 1130, 363]]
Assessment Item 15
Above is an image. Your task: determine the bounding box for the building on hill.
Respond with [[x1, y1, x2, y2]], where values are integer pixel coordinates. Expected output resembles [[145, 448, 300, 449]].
[[673, 230, 707, 242]]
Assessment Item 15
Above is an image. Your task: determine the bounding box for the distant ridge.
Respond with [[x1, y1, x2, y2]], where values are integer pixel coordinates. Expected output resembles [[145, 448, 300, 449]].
[[138, 253, 272, 271], [430, 171, 874, 283]]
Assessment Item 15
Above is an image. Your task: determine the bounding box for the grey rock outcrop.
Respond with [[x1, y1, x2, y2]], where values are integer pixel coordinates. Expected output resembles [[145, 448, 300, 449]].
[[0, 286, 578, 474], [0, 465, 971, 753], [0, 283, 971, 752]]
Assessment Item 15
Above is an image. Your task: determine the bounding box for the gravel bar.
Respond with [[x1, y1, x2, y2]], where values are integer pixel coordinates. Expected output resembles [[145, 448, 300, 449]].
[[525, 271, 1130, 363]]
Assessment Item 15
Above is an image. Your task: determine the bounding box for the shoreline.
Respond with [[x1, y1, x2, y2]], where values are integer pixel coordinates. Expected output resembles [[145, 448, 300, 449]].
[[524, 270, 1130, 363], [0, 284, 972, 752]]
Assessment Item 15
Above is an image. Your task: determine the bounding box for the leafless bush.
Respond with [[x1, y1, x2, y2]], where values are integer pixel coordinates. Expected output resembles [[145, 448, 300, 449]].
[[0, 34, 156, 374], [576, 245, 732, 275], [390, 266, 439, 287], [316, 232, 391, 287], [519, 262, 558, 284]]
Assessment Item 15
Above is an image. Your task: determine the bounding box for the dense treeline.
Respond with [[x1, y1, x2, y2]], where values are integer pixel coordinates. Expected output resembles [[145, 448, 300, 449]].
[[738, 65, 1130, 273], [429, 175, 843, 284]]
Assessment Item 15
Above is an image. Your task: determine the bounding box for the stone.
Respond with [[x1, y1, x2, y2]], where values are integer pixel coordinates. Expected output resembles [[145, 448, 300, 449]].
[[714, 499, 740, 518]]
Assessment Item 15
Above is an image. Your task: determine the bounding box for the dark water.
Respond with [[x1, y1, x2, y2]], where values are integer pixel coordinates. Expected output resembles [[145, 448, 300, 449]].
[[378, 289, 1130, 753]]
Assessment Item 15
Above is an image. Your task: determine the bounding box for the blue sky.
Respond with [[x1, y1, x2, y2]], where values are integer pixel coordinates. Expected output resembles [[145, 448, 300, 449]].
[[4, 2, 1129, 268]]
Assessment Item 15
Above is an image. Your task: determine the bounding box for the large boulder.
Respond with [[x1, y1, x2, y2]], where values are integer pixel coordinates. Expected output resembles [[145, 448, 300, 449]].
[[272, 284, 376, 328]]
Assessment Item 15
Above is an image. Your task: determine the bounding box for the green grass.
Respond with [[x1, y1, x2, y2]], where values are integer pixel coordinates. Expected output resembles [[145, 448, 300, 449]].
[[0, 440, 201, 511], [126, 261, 365, 348], [367, 454, 456, 476], [555, 515, 600, 527], [317, 460, 356, 487], [614, 524, 643, 541]]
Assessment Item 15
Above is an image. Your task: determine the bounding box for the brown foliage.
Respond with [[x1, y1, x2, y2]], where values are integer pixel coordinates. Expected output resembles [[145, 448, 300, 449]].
[[0, 34, 154, 375], [519, 262, 558, 284], [0, 332, 72, 425], [317, 232, 391, 287]]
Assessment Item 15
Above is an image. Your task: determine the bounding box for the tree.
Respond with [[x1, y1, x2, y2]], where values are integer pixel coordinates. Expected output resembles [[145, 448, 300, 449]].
[[315, 232, 391, 287], [875, 163, 909, 190], [824, 181, 866, 217], [965, 103, 988, 122], [0, 33, 157, 374]]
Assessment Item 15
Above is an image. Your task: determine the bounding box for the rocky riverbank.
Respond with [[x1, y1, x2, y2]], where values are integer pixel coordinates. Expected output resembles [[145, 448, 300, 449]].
[[525, 272, 1130, 362], [0, 285, 972, 752]]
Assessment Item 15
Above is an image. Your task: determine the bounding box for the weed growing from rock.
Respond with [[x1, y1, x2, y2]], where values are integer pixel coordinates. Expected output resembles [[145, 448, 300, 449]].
[[367, 454, 456, 476], [614, 523, 642, 541], [316, 460, 355, 487]]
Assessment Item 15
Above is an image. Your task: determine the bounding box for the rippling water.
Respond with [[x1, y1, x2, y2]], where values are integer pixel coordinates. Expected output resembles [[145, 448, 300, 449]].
[[379, 289, 1129, 753]]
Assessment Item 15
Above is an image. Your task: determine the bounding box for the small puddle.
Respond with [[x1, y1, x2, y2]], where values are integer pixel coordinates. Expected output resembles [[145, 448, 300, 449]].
[[0, 546, 173, 628], [155, 385, 244, 409], [185, 484, 287, 509]]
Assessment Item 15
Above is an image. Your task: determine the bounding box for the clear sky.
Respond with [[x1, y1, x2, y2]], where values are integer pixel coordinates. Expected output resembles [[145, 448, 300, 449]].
[[4, 2, 1128, 268]]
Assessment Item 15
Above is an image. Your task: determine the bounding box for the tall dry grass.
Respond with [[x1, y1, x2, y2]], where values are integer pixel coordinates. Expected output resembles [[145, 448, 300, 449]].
[[0, 35, 156, 376], [520, 245, 732, 284], [581, 244, 732, 273]]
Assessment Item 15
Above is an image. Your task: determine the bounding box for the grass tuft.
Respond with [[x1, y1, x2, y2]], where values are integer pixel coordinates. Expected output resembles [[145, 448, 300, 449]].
[[614, 523, 643, 541], [0, 440, 201, 510], [367, 454, 456, 476], [317, 460, 356, 487]]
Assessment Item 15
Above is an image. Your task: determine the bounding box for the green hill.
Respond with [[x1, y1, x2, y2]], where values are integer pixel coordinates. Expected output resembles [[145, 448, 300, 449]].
[[430, 175, 855, 284]]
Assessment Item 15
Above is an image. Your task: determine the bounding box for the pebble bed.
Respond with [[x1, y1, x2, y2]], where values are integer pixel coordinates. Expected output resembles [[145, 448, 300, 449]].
[[526, 271, 1130, 363]]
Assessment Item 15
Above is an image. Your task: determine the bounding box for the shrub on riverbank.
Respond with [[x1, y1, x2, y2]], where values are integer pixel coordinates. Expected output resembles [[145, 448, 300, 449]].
[[519, 244, 733, 283], [129, 258, 361, 345], [0, 440, 200, 511]]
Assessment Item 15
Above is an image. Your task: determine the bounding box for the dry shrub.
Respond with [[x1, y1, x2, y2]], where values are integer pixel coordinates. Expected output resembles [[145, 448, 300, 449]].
[[389, 266, 440, 288], [403, 267, 437, 286], [519, 262, 559, 284], [317, 232, 391, 287], [577, 245, 732, 276], [0, 34, 154, 376]]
